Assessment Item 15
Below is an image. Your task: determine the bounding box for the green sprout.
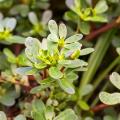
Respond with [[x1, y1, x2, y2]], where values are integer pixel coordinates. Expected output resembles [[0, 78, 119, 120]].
[[0, 13, 25, 44], [65, 0, 108, 34], [16, 20, 94, 95], [28, 10, 52, 37]]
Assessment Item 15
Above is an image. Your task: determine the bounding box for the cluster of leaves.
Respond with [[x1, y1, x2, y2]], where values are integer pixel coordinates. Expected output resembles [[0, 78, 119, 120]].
[[0, 0, 120, 120], [65, 0, 108, 34], [16, 20, 94, 95]]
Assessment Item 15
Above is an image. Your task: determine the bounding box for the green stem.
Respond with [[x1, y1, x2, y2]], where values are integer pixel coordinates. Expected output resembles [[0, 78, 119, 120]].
[[86, 56, 120, 101], [79, 30, 115, 100]]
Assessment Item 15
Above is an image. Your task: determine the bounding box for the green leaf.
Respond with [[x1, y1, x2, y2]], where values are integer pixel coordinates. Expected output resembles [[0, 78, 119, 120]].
[[99, 92, 120, 105], [59, 23, 67, 39], [80, 48, 94, 56], [5, 18, 16, 31], [80, 84, 93, 97], [10, 4, 29, 17], [16, 67, 37, 75], [85, 15, 108, 22], [0, 89, 19, 106], [57, 78, 75, 94], [8, 35, 25, 44], [0, 53, 9, 70], [66, 0, 74, 9], [25, 37, 41, 62], [103, 115, 114, 120], [64, 42, 82, 50], [78, 100, 90, 111], [45, 106, 55, 120], [116, 48, 120, 55], [49, 67, 63, 79], [14, 115, 26, 120], [42, 10, 52, 24], [110, 72, 120, 90], [47, 33, 58, 42], [54, 109, 78, 120], [34, 62, 47, 69], [0, 111, 7, 120], [64, 59, 88, 68], [74, 67, 88, 71], [94, 0, 108, 14], [3, 48, 16, 63], [30, 84, 50, 94], [28, 12, 38, 25], [79, 21, 90, 35], [40, 77, 55, 84], [64, 11, 78, 22], [48, 20, 58, 35], [66, 72, 78, 83], [84, 117, 94, 120], [65, 34, 83, 43], [32, 99, 46, 120]]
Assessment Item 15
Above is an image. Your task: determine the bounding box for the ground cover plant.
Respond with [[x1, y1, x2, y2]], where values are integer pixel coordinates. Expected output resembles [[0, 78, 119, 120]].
[[0, 0, 120, 120]]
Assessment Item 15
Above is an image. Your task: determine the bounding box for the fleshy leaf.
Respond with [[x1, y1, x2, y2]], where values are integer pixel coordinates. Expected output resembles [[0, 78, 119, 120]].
[[61, 59, 88, 68], [59, 23, 67, 39], [66, 72, 78, 83], [28, 12, 38, 25], [32, 99, 46, 120], [30, 84, 50, 94], [14, 115, 26, 120], [42, 10, 52, 24], [80, 84, 93, 97], [16, 67, 37, 75], [116, 47, 120, 55], [49, 67, 63, 79], [65, 34, 83, 43], [79, 21, 90, 35], [3, 48, 16, 64], [80, 48, 94, 56], [45, 106, 55, 120], [47, 33, 58, 42], [7, 36, 25, 44], [78, 100, 90, 111], [99, 92, 120, 105], [54, 109, 78, 120], [25, 37, 41, 62], [5, 18, 16, 31], [0, 111, 7, 120], [48, 20, 58, 35], [57, 78, 75, 94], [110, 72, 120, 90], [66, 0, 74, 9], [94, 0, 108, 14]]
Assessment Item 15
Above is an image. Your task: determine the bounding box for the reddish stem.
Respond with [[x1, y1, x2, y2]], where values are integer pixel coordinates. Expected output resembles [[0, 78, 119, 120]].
[[12, 44, 23, 56], [91, 103, 110, 113], [85, 16, 120, 41], [60, 67, 65, 72]]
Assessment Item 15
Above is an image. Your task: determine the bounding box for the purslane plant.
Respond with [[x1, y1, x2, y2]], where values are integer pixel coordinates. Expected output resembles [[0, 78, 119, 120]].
[[65, 0, 108, 34], [27, 10, 52, 37], [0, 12, 25, 44], [0, 48, 31, 106], [16, 20, 94, 95]]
